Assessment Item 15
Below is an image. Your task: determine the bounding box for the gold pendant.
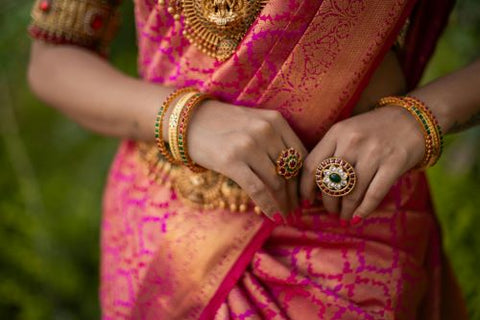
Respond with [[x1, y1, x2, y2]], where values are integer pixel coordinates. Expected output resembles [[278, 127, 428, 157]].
[[160, 0, 267, 61]]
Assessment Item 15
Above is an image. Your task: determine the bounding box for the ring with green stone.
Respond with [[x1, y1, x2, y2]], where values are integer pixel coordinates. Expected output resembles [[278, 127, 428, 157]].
[[315, 157, 356, 197]]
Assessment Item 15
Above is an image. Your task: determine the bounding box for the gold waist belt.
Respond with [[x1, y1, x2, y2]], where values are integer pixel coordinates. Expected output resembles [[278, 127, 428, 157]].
[[137, 142, 259, 213]]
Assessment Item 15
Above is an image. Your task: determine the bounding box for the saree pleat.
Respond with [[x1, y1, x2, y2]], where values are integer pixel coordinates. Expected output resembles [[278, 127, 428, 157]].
[[100, 0, 466, 319]]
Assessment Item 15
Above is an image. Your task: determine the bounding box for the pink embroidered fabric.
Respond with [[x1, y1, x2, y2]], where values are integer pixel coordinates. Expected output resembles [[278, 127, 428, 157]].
[[100, 0, 466, 319]]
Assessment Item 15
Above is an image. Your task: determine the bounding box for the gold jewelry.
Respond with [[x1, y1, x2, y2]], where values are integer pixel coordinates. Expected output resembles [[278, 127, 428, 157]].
[[137, 142, 261, 214], [154, 87, 196, 165], [376, 96, 443, 169], [276, 147, 302, 180], [169, 92, 199, 162], [28, 0, 120, 55], [404, 96, 444, 166], [315, 157, 356, 197], [159, 0, 268, 61], [177, 93, 210, 173]]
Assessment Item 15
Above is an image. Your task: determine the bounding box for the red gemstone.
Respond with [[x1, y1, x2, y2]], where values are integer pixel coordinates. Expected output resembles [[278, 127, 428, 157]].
[[91, 15, 104, 30], [39, 0, 50, 12]]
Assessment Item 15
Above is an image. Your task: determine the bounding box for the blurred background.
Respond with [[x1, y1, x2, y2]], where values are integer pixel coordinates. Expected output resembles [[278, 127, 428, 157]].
[[1, 0, 479, 319]]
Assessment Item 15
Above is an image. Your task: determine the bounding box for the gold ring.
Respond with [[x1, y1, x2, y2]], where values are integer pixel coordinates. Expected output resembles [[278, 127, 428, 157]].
[[276, 147, 303, 180], [315, 157, 356, 197]]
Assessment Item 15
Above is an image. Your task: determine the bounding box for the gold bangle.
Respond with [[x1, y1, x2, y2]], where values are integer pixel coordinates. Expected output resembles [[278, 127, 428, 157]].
[[168, 91, 199, 162], [177, 93, 210, 173], [154, 87, 196, 165], [376, 96, 442, 169], [404, 96, 444, 167]]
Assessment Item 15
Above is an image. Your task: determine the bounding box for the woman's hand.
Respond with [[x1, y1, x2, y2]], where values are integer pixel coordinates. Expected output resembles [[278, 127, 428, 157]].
[[300, 105, 425, 224], [186, 100, 307, 218]]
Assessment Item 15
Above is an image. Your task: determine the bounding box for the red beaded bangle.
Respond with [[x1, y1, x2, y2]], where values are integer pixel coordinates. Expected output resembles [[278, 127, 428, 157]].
[[154, 87, 196, 165], [177, 93, 210, 173]]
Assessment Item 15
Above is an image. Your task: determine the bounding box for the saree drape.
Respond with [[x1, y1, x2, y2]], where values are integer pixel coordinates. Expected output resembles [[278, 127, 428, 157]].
[[100, 0, 466, 319]]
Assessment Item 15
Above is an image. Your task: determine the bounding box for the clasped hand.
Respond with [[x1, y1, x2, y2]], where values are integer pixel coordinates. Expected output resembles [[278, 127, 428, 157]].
[[187, 101, 425, 222]]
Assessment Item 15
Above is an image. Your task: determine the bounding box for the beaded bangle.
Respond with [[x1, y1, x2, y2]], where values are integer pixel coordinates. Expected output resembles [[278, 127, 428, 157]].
[[177, 93, 210, 173], [168, 91, 199, 162], [154, 87, 196, 165], [404, 96, 444, 165], [376, 96, 443, 169]]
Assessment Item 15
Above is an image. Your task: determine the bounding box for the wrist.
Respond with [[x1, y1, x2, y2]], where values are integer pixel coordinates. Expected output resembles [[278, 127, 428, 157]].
[[407, 90, 453, 134]]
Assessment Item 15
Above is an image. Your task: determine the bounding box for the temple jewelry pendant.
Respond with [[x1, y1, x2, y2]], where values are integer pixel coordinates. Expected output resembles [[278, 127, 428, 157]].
[[160, 0, 267, 61]]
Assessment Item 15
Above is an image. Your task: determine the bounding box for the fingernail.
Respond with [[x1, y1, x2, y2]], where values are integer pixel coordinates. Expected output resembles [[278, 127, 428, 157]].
[[294, 207, 302, 216], [340, 218, 348, 228], [350, 215, 363, 226], [272, 212, 285, 224], [263, 212, 276, 221], [301, 199, 312, 209]]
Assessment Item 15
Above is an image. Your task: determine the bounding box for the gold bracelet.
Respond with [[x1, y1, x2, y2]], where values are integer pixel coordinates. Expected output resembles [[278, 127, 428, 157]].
[[177, 93, 210, 173], [28, 0, 120, 55], [404, 96, 444, 167], [168, 91, 199, 162], [376, 96, 443, 169], [154, 87, 196, 165]]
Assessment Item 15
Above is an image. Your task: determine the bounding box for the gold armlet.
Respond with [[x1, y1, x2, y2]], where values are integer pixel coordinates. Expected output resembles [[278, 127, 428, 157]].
[[28, 0, 121, 55]]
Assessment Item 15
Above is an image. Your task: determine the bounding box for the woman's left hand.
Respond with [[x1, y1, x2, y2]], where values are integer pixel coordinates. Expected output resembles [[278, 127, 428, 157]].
[[300, 105, 426, 224]]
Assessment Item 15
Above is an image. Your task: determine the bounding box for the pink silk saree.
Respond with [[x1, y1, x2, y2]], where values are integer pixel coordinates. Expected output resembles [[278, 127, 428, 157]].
[[100, 0, 467, 319]]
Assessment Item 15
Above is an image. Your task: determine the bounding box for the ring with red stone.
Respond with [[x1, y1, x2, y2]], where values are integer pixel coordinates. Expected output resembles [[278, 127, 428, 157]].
[[315, 157, 356, 197], [276, 147, 303, 180]]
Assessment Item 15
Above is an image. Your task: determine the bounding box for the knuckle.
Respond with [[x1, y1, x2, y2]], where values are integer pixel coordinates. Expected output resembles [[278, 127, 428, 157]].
[[246, 181, 265, 198], [304, 158, 317, 175], [251, 119, 274, 137], [271, 178, 285, 192], [345, 130, 364, 147], [344, 194, 361, 206], [220, 144, 241, 163], [236, 134, 256, 152], [366, 190, 384, 204], [394, 147, 409, 166], [263, 109, 283, 122]]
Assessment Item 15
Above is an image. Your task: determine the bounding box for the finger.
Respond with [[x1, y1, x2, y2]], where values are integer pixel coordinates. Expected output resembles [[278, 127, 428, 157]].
[[229, 164, 281, 219], [352, 165, 402, 220], [286, 178, 299, 215], [260, 110, 308, 160], [300, 133, 336, 204], [270, 140, 300, 215], [248, 152, 290, 215], [339, 157, 378, 221]]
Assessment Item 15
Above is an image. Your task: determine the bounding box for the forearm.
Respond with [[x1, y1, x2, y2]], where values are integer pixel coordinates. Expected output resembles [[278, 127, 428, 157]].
[[409, 58, 480, 134], [28, 41, 172, 141]]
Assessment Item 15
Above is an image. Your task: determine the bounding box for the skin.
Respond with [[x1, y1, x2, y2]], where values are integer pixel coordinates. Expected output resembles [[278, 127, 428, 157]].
[[28, 41, 480, 222]]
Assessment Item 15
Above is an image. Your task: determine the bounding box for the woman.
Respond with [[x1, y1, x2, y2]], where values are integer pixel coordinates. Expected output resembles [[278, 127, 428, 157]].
[[27, 0, 478, 318]]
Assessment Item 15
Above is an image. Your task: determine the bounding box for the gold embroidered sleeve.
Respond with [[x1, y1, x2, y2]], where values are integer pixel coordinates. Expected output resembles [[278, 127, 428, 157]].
[[28, 0, 121, 55]]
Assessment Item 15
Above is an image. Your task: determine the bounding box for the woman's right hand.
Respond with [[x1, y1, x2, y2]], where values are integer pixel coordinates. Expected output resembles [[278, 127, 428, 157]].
[[183, 100, 307, 218]]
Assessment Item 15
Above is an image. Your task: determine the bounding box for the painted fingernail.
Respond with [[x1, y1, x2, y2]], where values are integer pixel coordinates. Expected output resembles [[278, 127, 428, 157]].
[[301, 199, 312, 209], [340, 218, 349, 228], [294, 207, 302, 216], [350, 215, 363, 226], [272, 212, 285, 224]]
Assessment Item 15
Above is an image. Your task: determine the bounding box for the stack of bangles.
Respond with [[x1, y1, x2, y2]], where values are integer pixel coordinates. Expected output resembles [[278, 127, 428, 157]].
[[376, 96, 444, 169], [154, 87, 210, 173], [315, 95, 443, 199]]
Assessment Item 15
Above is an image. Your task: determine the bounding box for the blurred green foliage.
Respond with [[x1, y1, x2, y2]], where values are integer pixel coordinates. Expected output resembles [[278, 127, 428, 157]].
[[0, 0, 479, 319]]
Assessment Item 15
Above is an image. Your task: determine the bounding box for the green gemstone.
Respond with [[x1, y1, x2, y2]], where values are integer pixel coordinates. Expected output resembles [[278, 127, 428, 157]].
[[329, 173, 341, 183]]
